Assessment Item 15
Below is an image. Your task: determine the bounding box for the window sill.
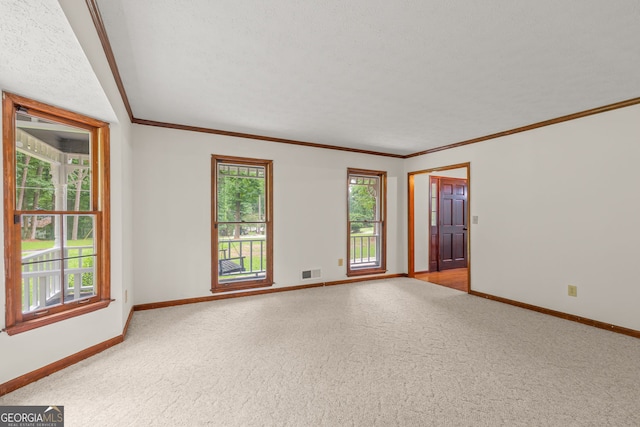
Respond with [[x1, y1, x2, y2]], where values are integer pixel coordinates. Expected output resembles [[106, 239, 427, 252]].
[[4, 299, 113, 336], [211, 280, 273, 294], [346, 267, 387, 277]]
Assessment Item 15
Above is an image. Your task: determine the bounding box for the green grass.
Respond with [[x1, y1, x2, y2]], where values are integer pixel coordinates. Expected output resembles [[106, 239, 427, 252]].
[[350, 234, 378, 260], [22, 239, 94, 253], [218, 237, 267, 278], [351, 226, 374, 237]]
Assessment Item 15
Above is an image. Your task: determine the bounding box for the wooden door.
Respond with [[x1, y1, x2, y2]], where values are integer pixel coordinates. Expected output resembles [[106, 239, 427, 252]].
[[438, 178, 467, 270]]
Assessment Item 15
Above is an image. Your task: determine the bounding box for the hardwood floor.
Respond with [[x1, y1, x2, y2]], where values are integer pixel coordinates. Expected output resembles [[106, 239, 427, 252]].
[[414, 268, 468, 292]]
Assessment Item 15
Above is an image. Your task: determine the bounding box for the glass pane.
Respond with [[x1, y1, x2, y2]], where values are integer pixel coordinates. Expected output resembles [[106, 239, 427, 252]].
[[64, 255, 97, 303], [21, 214, 63, 313], [64, 214, 96, 250], [217, 163, 266, 223], [348, 175, 380, 221], [66, 165, 92, 212], [217, 223, 267, 281], [21, 258, 63, 314], [431, 197, 437, 226], [349, 221, 381, 268], [15, 153, 55, 210], [63, 215, 96, 302], [15, 112, 91, 211], [21, 214, 59, 259]]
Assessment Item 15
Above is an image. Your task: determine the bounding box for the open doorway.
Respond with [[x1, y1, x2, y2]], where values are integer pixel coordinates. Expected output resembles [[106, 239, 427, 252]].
[[408, 163, 470, 292]]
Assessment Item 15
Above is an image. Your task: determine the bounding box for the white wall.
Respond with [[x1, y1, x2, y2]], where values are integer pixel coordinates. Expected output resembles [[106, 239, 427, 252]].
[[1, 0, 637, 390], [133, 125, 404, 304], [405, 104, 640, 331], [413, 168, 467, 272], [0, 0, 134, 385]]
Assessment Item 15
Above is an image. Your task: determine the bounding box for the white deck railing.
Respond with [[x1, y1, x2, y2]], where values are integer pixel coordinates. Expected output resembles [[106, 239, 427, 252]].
[[350, 234, 381, 267], [21, 246, 95, 313]]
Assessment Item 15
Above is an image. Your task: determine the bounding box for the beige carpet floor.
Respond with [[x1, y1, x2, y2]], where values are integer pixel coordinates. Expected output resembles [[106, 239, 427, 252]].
[[2, 278, 639, 426]]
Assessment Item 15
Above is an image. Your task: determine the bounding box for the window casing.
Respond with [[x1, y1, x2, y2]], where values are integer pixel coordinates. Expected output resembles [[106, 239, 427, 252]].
[[211, 155, 273, 292], [3, 92, 111, 335], [347, 168, 386, 276]]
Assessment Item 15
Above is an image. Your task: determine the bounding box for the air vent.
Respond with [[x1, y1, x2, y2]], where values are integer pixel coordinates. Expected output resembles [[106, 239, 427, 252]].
[[301, 269, 321, 280]]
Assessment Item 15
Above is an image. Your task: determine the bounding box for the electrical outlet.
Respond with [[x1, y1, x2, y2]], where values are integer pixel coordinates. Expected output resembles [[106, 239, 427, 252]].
[[338, 258, 344, 266], [568, 285, 577, 297]]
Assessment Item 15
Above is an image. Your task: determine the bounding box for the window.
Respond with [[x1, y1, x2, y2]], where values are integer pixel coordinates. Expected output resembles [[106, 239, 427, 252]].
[[211, 155, 273, 292], [2, 93, 111, 335], [347, 168, 386, 276]]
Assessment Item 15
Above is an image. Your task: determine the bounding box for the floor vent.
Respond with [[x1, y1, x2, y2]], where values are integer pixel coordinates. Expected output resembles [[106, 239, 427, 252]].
[[301, 269, 321, 280]]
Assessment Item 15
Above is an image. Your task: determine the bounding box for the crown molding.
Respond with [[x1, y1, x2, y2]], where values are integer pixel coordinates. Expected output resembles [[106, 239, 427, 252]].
[[85, 1, 640, 160], [132, 118, 405, 158], [85, 0, 134, 122], [404, 96, 640, 158]]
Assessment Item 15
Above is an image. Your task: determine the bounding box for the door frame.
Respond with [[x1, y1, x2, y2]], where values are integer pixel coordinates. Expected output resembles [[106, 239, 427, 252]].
[[408, 162, 471, 291]]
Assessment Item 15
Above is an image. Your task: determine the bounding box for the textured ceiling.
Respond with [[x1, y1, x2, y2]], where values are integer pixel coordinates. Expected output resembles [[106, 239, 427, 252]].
[[0, 0, 116, 123], [96, 1, 640, 155]]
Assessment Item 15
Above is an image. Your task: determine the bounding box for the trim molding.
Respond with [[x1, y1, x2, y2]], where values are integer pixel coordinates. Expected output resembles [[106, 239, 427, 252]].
[[0, 336, 123, 396], [84, 1, 640, 160], [133, 118, 404, 158], [134, 274, 407, 311], [407, 162, 471, 292], [85, 0, 134, 122], [122, 306, 134, 337], [470, 290, 640, 339], [0, 306, 135, 397], [84, 3, 640, 160], [405, 97, 640, 158]]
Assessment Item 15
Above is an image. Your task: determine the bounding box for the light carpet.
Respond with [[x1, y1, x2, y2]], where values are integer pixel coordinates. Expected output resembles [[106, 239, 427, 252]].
[[2, 278, 639, 426]]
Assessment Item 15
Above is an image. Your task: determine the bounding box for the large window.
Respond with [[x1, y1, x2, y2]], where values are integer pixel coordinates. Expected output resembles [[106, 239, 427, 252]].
[[2, 92, 111, 335], [347, 168, 386, 276], [211, 155, 273, 292]]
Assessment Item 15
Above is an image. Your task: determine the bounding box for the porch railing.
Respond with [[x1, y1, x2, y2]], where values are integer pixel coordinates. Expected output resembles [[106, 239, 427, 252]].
[[218, 238, 266, 279], [21, 246, 95, 313], [350, 234, 381, 267]]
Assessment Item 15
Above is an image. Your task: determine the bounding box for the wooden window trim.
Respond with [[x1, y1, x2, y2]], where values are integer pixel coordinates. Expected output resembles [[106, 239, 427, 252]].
[[2, 92, 111, 336], [347, 168, 387, 277], [211, 155, 273, 293]]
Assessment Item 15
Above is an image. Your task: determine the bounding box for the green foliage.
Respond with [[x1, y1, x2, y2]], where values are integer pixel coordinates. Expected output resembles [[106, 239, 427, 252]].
[[349, 180, 378, 232], [16, 152, 54, 210], [16, 153, 93, 240], [67, 256, 95, 288], [217, 167, 265, 237]]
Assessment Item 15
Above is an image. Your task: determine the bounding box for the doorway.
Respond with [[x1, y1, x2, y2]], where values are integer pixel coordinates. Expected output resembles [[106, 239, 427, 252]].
[[408, 163, 470, 292]]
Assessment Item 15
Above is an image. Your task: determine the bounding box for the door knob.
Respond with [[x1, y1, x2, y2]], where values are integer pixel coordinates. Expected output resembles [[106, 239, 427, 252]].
[[463, 227, 468, 231]]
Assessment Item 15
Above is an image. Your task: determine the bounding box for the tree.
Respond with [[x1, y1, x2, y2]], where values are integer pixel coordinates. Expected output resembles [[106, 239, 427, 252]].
[[349, 183, 377, 232], [67, 167, 90, 240], [15, 153, 55, 240], [28, 162, 45, 240], [16, 154, 31, 210], [217, 171, 265, 239]]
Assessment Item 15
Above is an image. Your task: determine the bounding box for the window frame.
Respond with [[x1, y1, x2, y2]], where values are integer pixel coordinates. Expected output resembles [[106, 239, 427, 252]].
[[211, 154, 273, 293], [346, 168, 387, 277], [2, 92, 111, 335]]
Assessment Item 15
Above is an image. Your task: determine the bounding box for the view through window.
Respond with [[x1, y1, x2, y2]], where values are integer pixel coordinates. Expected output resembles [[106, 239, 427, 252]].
[[347, 168, 386, 276], [3, 93, 110, 334], [212, 155, 273, 292]]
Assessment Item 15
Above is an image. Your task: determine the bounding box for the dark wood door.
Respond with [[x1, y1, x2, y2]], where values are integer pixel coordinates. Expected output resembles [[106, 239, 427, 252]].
[[438, 178, 467, 270]]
